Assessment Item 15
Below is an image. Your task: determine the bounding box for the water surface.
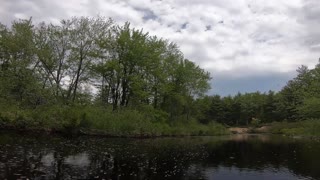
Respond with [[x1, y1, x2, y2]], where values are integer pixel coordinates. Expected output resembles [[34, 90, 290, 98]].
[[0, 132, 320, 179]]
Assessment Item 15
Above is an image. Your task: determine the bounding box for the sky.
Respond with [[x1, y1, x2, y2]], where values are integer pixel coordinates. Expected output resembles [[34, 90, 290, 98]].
[[1, 0, 319, 96]]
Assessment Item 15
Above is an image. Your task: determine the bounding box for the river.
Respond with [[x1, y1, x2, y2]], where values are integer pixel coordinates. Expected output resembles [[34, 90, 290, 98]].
[[0, 131, 319, 179]]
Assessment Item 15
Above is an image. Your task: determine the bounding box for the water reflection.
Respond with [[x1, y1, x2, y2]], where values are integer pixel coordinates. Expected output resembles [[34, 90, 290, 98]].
[[0, 132, 319, 180]]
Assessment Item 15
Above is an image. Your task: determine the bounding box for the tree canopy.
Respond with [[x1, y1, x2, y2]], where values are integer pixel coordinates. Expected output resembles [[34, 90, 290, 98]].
[[0, 17, 211, 125]]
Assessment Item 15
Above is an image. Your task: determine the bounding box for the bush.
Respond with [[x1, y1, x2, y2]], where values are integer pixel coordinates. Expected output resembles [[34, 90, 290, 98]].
[[251, 118, 261, 127], [0, 103, 229, 137], [166, 118, 229, 136], [270, 119, 320, 137]]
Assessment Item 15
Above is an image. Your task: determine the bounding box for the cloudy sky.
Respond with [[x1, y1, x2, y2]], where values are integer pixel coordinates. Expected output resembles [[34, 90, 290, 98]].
[[1, 0, 319, 96]]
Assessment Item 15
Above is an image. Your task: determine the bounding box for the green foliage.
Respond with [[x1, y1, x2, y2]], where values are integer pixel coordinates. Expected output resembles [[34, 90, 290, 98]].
[[297, 97, 320, 119], [0, 101, 229, 136], [81, 106, 157, 136], [270, 119, 320, 137], [0, 16, 218, 137], [167, 118, 229, 136], [197, 91, 284, 126], [278, 64, 320, 121], [198, 60, 320, 127], [251, 118, 261, 127]]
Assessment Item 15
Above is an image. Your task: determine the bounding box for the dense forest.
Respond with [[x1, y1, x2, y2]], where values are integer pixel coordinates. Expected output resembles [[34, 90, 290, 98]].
[[0, 17, 319, 136], [195, 63, 320, 126]]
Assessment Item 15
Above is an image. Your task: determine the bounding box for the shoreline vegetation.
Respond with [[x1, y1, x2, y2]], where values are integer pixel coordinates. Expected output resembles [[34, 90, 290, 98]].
[[2, 120, 320, 139], [0, 105, 229, 137], [229, 119, 320, 139], [1, 16, 320, 138]]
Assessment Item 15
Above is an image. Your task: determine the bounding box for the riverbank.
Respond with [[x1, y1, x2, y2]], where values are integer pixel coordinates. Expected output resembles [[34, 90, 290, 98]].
[[0, 123, 230, 138], [229, 126, 271, 134], [268, 119, 320, 138], [0, 124, 229, 138], [0, 106, 229, 138], [228, 119, 320, 139]]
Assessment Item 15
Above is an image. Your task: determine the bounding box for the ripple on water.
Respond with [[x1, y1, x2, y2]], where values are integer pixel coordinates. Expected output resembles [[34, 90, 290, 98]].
[[0, 133, 319, 179]]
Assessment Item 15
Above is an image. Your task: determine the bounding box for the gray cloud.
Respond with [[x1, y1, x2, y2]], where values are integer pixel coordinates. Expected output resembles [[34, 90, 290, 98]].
[[300, 0, 320, 50]]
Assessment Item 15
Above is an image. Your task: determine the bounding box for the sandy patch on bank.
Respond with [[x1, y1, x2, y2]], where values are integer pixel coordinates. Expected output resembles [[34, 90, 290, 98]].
[[229, 127, 249, 134], [229, 126, 271, 134]]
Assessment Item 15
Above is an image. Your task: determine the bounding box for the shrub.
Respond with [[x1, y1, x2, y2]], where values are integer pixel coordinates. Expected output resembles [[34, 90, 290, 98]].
[[270, 119, 320, 137], [0, 103, 229, 137]]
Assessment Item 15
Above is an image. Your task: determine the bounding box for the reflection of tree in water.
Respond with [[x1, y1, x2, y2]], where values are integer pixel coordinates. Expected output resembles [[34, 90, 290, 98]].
[[202, 138, 320, 179], [0, 138, 50, 179], [86, 152, 115, 179], [1, 133, 320, 179], [52, 152, 63, 179]]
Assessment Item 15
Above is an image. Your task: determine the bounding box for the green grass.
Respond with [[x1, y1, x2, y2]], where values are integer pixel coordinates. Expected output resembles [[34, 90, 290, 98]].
[[0, 104, 229, 137], [166, 118, 229, 136], [269, 119, 320, 137]]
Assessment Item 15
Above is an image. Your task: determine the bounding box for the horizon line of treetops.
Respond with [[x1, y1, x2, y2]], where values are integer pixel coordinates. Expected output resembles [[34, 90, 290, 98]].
[[1, 16, 319, 126]]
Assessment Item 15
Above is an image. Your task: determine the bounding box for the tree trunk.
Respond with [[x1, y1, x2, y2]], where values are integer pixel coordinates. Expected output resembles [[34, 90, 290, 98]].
[[72, 45, 84, 102]]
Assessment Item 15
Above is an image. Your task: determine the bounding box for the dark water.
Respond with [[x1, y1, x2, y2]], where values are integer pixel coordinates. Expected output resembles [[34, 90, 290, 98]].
[[1, 132, 320, 180]]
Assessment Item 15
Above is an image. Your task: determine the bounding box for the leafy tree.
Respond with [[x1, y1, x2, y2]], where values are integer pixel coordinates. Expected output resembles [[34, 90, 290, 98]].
[[0, 19, 45, 108], [298, 97, 320, 119], [34, 17, 113, 104], [278, 65, 310, 120]]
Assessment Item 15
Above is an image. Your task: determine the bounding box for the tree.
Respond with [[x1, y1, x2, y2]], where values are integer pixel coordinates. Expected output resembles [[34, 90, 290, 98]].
[[34, 17, 113, 104], [0, 19, 45, 108], [298, 97, 320, 119], [0, 17, 213, 129], [278, 65, 310, 121], [206, 95, 225, 124], [94, 22, 155, 110]]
